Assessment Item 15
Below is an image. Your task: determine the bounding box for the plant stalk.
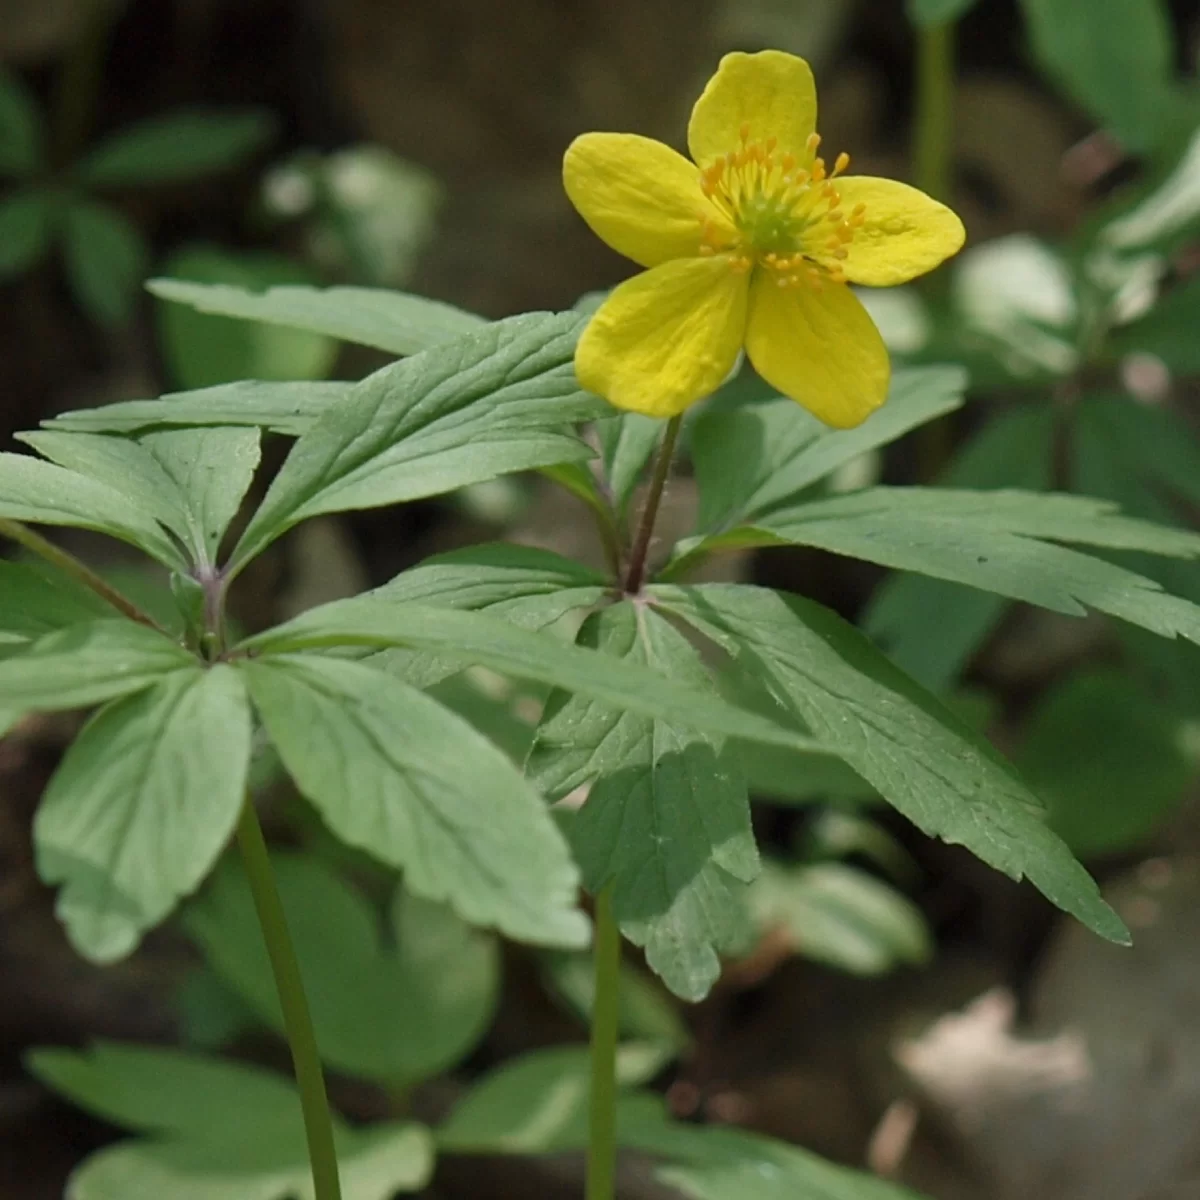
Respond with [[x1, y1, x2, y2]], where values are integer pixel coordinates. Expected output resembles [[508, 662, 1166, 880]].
[[912, 17, 956, 481], [235, 799, 343, 1200], [0, 518, 163, 630], [586, 883, 622, 1200], [623, 415, 682, 594], [913, 19, 955, 205]]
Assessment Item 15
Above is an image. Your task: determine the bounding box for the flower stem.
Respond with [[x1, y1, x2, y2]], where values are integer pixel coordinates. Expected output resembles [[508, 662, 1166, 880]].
[[0, 518, 163, 631], [586, 882, 622, 1200], [623, 415, 682, 594], [913, 19, 955, 205], [235, 799, 342, 1200]]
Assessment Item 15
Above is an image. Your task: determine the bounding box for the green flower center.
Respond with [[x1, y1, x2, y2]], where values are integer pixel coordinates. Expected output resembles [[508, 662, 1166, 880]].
[[698, 126, 865, 289]]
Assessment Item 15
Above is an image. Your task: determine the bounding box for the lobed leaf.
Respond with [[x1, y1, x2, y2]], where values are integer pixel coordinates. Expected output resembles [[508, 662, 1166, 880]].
[[650, 583, 1127, 943], [240, 655, 589, 948], [529, 602, 758, 1001], [34, 665, 251, 961], [230, 312, 607, 567], [61, 201, 149, 328]]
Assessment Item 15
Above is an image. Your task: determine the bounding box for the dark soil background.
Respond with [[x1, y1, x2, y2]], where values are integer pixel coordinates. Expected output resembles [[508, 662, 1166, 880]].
[[3, 2, 1200, 1198]]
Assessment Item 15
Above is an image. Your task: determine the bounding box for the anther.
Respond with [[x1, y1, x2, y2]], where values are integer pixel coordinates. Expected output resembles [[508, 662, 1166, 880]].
[[806, 132, 821, 154], [833, 151, 850, 175], [739, 122, 751, 143]]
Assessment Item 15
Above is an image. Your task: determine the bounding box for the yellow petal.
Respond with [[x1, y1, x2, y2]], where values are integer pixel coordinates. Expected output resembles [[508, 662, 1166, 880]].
[[564, 133, 730, 269], [745, 272, 889, 429], [688, 50, 818, 168], [576, 257, 749, 418], [835, 177, 966, 287]]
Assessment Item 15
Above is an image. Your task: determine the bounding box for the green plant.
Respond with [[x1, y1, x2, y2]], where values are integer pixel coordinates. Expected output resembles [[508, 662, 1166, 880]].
[[7, 4, 1200, 1198]]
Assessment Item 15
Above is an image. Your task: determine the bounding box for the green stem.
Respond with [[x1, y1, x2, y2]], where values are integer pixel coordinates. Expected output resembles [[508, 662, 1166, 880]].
[[0, 518, 163, 630], [913, 20, 955, 204], [623, 415, 682, 594], [912, 18, 956, 481], [587, 883, 622, 1200], [235, 800, 343, 1200]]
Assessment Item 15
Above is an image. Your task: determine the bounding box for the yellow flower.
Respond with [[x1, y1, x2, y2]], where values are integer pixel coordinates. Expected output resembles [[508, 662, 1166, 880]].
[[564, 50, 966, 427]]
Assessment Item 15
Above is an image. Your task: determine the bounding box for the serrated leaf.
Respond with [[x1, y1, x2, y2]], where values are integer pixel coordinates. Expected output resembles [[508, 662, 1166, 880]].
[[19, 427, 260, 565], [907, 0, 979, 24], [0, 188, 52, 279], [1018, 0, 1174, 151], [650, 583, 1128, 943], [148, 279, 485, 357], [0, 451, 182, 566], [34, 665, 250, 961], [863, 405, 1056, 690], [45, 380, 352, 437], [597, 411, 665, 516], [156, 247, 338, 391], [61, 201, 149, 328], [530, 602, 758, 1001], [366, 542, 608, 687], [0, 620, 193, 714], [237, 599, 828, 755], [0, 68, 44, 176], [1017, 669, 1191, 856], [0, 559, 114, 640], [29, 1043, 432, 1200], [230, 313, 607, 567], [758, 487, 1200, 647], [75, 109, 275, 186], [185, 853, 498, 1084], [239, 654, 588, 948], [749, 861, 932, 976], [691, 366, 966, 531]]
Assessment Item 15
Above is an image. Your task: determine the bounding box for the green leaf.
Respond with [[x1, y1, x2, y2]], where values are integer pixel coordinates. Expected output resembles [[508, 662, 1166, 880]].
[[907, 0, 979, 24], [147, 278, 485, 358], [862, 405, 1055, 690], [185, 852, 499, 1084], [0, 559, 114, 641], [28, 1043, 433, 1200], [1017, 669, 1191, 856], [238, 599, 829, 755], [156, 247, 339, 390], [650, 583, 1128, 943], [0, 620, 193, 715], [749, 861, 932, 976], [691, 366, 966, 532], [1018, 0, 1175, 151], [44, 380, 353, 437], [1111, 277, 1200, 374], [440, 1056, 923, 1199], [0, 450, 182, 565], [759, 487, 1200, 648], [436, 1045, 662, 1154], [75, 109, 275, 187], [598, 411, 664, 516], [34, 664, 250, 961], [239, 654, 588, 948], [61, 200, 149, 328], [19, 427, 260, 565], [529, 602, 758, 1001], [230, 313, 606, 568], [0, 68, 44, 176], [366, 542, 608, 687], [0, 188, 52, 278]]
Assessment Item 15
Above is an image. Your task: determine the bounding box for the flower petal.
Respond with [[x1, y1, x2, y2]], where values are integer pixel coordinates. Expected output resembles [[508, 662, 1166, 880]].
[[835, 177, 966, 287], [564, 133, 730, 269], [688, 51, 818, 168], [745, 273, 889, 428], [576, 257, 749, 418]]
